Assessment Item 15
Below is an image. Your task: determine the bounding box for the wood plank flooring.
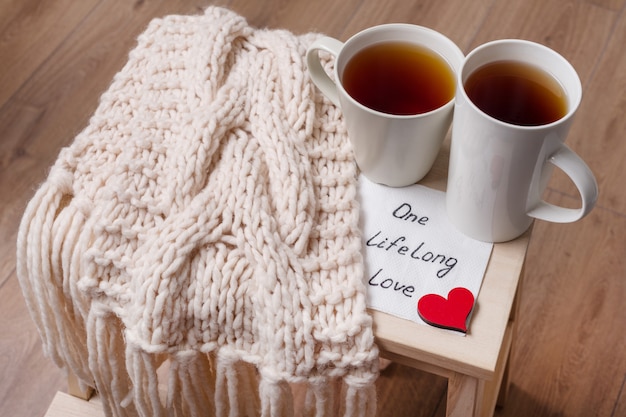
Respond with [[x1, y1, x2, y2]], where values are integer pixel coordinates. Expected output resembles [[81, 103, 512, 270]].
[[1, 1, 624, 416]]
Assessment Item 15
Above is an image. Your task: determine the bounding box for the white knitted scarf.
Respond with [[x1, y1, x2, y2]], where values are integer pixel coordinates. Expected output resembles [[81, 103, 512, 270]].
[[17, 7, 379, 417]]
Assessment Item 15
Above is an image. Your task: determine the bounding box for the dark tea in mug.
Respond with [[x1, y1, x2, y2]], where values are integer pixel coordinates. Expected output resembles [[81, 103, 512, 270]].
[[342, 42, 455, 116], [464, 60, 568, 126]]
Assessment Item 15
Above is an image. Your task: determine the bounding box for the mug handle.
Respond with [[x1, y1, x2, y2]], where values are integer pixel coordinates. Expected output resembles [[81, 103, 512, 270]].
[[527, 144, 599, 223], [306, 37, 344, 106]]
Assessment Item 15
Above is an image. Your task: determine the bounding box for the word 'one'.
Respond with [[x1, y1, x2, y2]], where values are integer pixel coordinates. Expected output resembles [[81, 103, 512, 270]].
[[393, 203, 429, 225]]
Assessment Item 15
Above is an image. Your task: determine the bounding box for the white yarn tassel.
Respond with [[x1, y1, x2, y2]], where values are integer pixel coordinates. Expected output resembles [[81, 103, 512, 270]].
[[87, 306, 139, 417], [167, 351, 216, 417], [303, 377, 335, 417], [17, 171, 93, 385], [259, 372, 294, 417], [17, 176, 70, 366], [344, 377, 377, 417], [126, 346, 166, 417], [215, 351, 260, 417]]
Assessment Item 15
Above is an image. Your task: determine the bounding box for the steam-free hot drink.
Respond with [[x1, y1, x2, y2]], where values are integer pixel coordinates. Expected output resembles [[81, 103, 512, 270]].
[[464, 60, 567, 126], [342, 42, 455, 116]]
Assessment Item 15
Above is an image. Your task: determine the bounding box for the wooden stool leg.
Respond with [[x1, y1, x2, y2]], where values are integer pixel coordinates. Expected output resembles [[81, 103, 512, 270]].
[[497, 265, 523, 408], [67, 372, 94, 400], [496, 356, 511, 407], [447, 373, 484, 417]]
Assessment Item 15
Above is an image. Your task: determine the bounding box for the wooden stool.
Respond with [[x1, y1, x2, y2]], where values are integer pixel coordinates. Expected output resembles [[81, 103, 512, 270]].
[[47, 139, 531, 417]]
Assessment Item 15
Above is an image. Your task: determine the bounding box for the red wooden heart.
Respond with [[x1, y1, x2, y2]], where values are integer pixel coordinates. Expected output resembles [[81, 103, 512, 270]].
[[417, 287, 475, 333]]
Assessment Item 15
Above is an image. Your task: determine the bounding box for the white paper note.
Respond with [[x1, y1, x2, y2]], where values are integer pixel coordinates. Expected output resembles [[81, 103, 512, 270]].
[[358, 176, 493, 331]]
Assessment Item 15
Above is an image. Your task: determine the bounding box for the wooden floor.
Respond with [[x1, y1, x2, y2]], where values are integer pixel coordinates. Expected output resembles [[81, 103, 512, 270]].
[[1, 0, 624, 416]]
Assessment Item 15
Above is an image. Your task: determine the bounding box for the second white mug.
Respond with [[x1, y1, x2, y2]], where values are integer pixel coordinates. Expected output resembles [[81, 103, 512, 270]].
[[446, 39, 598, 242]]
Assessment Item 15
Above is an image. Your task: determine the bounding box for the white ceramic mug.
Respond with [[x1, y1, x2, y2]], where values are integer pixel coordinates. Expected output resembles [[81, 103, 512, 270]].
[[307, 24, 464, 187], [446, 39, 598, 242]]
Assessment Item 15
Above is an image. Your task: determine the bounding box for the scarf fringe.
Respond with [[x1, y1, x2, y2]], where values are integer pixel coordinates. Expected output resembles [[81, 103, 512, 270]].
[[16, 171, 92, 383]]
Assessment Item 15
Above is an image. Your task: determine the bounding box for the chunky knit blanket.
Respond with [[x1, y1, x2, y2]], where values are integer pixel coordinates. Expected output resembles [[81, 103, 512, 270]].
[[17, 7, 379, 417]]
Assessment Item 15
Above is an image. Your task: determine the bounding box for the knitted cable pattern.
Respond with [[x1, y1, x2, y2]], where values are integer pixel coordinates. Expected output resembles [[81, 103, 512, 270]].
[[17, 6, 379, 417]]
